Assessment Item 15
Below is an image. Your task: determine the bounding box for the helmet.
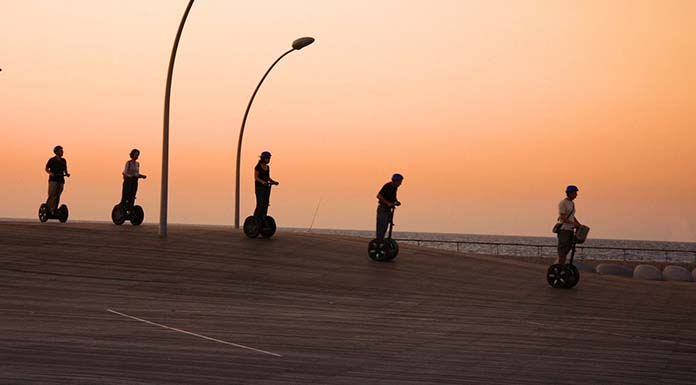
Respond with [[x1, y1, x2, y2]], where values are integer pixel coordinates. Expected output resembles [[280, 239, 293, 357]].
[[53, 145, 63, 154], [392, 173, 404, 181], [565, 185, 579, 193], [260, 151, 272, 158]]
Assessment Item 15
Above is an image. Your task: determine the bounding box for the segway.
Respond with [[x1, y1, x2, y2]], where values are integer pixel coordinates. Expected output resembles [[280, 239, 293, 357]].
[[111, 203, 144, 226], [547, 225, 590, 288], [243, 183, 278, 239], [368, 206, 399, 262], [243, 215, 277, 238], [38, 203, 69, 223], [39, 172, 70, 223]]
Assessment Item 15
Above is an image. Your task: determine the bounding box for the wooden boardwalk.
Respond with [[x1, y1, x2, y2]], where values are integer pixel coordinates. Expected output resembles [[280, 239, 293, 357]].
[[1, 221, 695, 384]]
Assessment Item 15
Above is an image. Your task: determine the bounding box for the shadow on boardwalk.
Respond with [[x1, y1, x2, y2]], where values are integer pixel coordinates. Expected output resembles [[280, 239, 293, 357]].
[[1, 221, 695, 384]]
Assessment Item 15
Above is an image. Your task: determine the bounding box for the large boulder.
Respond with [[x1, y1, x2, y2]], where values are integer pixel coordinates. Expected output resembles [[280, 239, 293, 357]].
[[574, 261, 597, 273], [596, 263, 633, 277], [662, 265, 694, 282], [633, 264, 662, 281]]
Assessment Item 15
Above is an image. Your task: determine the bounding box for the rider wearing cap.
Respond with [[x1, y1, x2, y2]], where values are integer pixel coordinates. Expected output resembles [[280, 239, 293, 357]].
[[254, 151, 279, 219], [45, 145, 70, 215], [376, 174, 404, 239], [556, 185, 582, 264]]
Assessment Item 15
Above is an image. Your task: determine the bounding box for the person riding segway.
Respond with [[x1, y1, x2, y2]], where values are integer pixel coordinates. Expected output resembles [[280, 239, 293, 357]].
[[368, 173, 403, 261], [39, 145, 70, 223], [112, 149, 147, 225], [547, 224, 590, 288], [243, 151, 279, 238], [547, 185, 589, 288]]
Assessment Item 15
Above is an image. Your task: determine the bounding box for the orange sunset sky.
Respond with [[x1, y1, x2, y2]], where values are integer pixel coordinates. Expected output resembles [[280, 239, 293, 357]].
[[1, 0, 695, 242]]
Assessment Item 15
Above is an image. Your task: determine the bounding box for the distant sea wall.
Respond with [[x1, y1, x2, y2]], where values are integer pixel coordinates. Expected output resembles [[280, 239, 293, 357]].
[[287, 228, 696, 263]]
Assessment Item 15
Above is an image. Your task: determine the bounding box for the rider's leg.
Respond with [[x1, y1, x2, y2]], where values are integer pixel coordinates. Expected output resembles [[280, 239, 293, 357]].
[[121, 178, 137, 208], [260, 187, 270, 218], [47, 181, 60, 214], [120, 179, 129, 205], [376, 206, 390, 240], [556, 230, 573, 264], [253, 185, 266, 218], [127, 179, 138, 208]]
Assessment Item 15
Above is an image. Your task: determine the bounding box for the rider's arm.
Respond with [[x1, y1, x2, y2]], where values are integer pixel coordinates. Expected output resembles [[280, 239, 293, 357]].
[[558, 211, 574, 224], [558, 211, 571, 224], [377, 193, 394, 207], [63, 160, 70, 177], [45, 159, 53, 176], [254, 169, 267, 184], [123, 161, 134, 178], [558, 201, 574, 224]]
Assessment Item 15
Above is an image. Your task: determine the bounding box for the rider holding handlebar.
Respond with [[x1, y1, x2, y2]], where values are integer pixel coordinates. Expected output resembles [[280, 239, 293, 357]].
[[254, 151, 279, 219], [121, 149, 147, 209], [376, 173, 403, 239], [45, 145, 70, 215]]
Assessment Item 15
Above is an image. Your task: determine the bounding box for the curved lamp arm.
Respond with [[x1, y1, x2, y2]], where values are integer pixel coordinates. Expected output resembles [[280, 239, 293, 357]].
[[234, 37, 315, 229], [160, 0, 195, 237]]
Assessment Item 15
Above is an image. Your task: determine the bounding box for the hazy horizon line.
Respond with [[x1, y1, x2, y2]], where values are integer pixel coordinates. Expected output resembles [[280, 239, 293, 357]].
[[2, 217, 694, 246]]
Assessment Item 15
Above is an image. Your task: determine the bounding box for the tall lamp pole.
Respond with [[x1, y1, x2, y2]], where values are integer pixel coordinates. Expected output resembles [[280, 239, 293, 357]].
[[160, 0, 195, 237], [234, 37, 315, 229]]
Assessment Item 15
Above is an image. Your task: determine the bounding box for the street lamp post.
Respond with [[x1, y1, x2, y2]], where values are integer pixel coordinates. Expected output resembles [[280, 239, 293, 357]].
[[160, 0, 195, 238], [234, 37, 315, 229]]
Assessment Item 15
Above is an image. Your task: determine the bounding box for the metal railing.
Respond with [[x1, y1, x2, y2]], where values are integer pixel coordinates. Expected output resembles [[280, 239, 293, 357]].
[[393, 238, 696, 263]]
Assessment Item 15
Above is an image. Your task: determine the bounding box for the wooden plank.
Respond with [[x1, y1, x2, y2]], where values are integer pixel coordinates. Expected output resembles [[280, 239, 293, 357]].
[[1, 221, 695, 384]]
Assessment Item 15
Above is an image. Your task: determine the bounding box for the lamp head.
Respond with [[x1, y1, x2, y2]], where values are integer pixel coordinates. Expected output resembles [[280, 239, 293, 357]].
[[292, 37, 315, 50]]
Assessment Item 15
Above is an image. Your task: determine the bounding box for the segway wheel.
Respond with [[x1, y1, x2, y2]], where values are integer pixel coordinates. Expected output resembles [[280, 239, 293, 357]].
[[547, 264, 570, 288], [566, 264, 580, 288], [130, 205, 144, 226], [368, 239, 388, 261], [260, 216, 276, 238], [112, 204, 127, 225], [58, 204, 69, 223], [243, 216, 261, 238], [39, 204, 49, 222], [384, 238, 399, 261]]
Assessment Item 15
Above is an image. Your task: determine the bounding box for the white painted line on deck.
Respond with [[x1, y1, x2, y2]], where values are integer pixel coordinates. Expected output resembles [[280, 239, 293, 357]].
[[106, 309, 282, 357]]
